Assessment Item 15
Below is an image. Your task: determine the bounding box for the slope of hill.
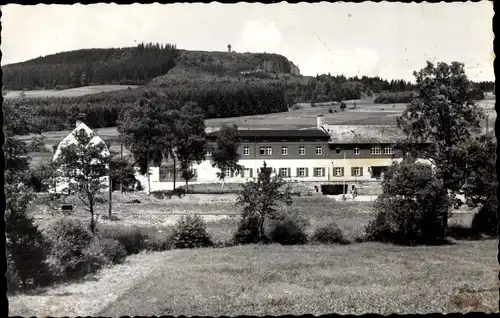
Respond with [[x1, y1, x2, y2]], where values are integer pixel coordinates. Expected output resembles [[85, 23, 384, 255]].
[[2, 43, 179, 90], [2, 44, 301, 91]]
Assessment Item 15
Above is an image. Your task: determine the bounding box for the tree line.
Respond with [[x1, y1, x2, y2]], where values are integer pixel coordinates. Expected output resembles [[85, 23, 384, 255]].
[[20, 77, 288, 132], [3, 42, 179, 90]]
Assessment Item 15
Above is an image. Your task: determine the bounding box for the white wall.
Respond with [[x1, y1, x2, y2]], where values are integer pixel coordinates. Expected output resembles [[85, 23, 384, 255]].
[[193, 157, 411, 183]]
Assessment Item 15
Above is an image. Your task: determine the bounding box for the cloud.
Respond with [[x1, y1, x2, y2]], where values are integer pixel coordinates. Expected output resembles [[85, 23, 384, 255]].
[[300, 46, 380, 77], [235, 21, 284, 54]]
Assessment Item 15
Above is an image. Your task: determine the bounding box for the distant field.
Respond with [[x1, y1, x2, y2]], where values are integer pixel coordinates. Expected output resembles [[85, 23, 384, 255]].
[[4, 85, 140, 99]]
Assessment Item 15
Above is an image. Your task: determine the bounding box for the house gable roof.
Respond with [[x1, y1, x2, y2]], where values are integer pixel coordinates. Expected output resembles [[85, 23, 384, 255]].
[[53, 122, 110, 161]]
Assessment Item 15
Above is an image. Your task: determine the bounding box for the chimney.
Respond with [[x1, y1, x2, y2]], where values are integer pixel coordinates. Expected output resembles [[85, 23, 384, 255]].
[[316, 115, 324, 130], [76, 120, 83, 128]]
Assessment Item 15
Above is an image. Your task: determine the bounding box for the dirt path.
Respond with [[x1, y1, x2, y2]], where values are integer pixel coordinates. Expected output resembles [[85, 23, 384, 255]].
[[8, 251, 171, 317]]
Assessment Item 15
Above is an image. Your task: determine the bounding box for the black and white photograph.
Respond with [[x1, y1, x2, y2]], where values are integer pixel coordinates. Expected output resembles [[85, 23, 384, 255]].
[[2, 1, 497, 316]]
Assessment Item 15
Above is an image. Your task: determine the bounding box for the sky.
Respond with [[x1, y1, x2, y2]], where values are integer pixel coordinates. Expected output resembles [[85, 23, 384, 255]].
[[1, 2, 494, 82]]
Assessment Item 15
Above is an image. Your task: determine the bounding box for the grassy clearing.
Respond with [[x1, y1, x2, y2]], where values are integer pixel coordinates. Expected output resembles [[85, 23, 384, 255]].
[[8, 240, 497, 316], [4, 85, 140, 99]]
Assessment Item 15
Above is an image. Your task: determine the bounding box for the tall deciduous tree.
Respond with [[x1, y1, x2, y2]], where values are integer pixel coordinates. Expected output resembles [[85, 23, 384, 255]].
[[173, 102, 207, 192], [396, 61, 484, 235], [462, 133, 497, 235], [236, 161, 292, 242], [210, 124, 243, 193], [117, 90, 169, 195], [53, 129, 110, 234]]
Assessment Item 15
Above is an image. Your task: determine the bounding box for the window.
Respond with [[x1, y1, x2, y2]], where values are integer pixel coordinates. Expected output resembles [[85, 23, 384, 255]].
[[205, 149, 212, 157], [224, 168, 232, 177], [266, 146, 272, 155], [299, 146, 305, 156], [244, 168, 250, 177], [298, 167, 306, 177], [371, 145, 382, 154], [314, 167, 324, 177], [279, 168, 288, 177], [335, 147, 342, 155], [354, 146, 360, 155], [260, 147, 266, 155], [383, 145, 394, 154], [335, 167, 343, 176], [243, 146, 250, 156], [282, 146, 288, 155], [353, 167, 361, 176], [316, 146, 323, 155]]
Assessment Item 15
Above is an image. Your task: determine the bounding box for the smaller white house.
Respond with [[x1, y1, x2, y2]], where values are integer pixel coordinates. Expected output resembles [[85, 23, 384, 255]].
[[50, 121, 110, 194]]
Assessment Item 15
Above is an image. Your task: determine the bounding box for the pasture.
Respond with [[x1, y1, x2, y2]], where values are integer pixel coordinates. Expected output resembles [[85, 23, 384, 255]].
[[11, 190, 497, 316], [3, 85, 140, 99]]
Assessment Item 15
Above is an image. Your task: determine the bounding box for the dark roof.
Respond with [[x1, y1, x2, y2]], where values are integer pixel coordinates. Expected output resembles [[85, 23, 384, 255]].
[[207, 129, 330, 140]]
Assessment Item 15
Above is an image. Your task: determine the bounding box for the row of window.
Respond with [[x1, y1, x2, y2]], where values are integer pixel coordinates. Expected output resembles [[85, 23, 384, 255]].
[[207, 145, 394, 157], [242, 145, 393, 156], [255, 146, 323, 156], [224, 166, 364, 178]]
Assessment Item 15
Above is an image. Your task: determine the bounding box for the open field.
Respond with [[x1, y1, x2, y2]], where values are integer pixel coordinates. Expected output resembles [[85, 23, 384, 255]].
[[4, 85, 140, 99], [11, 190, 494, 316], [9, 240, 498, 316], [29, 191, 476, 243]]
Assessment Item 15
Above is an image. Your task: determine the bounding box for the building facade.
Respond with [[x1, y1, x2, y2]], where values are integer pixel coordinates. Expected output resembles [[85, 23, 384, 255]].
[[193, 126, 422, 187]]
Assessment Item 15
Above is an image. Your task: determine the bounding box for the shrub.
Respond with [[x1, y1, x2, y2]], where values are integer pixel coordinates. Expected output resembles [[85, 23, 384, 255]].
[[269, 214, 308, 245], [6, 250, 21, 294], [471, 204, 497, 237], [232, 215, 262, 245], [45, 218, 94, 278], [83, 238, 128, 267], [340, 102, 347, 110], [144, 234, 173, 252], [365, 161, 450, 245], [310, 222, 348, 244], [169, 215, 213, 249], [328, 108, 333, 114], [447, 224, 483, 240], [97, 225, 148, 255]]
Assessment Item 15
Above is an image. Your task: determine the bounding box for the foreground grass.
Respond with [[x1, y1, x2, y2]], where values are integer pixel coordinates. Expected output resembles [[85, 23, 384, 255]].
[[8, 240, 497, 316]]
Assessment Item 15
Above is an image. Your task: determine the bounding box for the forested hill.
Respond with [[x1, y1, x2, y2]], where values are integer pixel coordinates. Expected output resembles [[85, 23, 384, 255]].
[[2, 43, 301, 90]]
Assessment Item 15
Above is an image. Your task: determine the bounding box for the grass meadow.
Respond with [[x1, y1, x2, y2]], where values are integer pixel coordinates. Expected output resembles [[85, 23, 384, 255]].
[[10, 187, 497, 316], [4, 85, 140, 99]]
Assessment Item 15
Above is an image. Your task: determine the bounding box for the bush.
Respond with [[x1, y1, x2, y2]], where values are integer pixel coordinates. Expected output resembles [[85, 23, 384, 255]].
[[365, 161, 450, 245], [232, 215, 262, 245], [83, 238, 128, 268], [269, 214, 308, 245], [7, 205, 53, 292], [310, 222, 348, 244], [97, 225, 149, 255], [328, 108, 333, 114], [144, 234, 173, 252], [471, 204, 497, 236], [340, 102, 346, 110], [447, 224, 483, 240], [169, 215, 213, 249], [45, 218, 94, 278], [6, 250, 21, 293]]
